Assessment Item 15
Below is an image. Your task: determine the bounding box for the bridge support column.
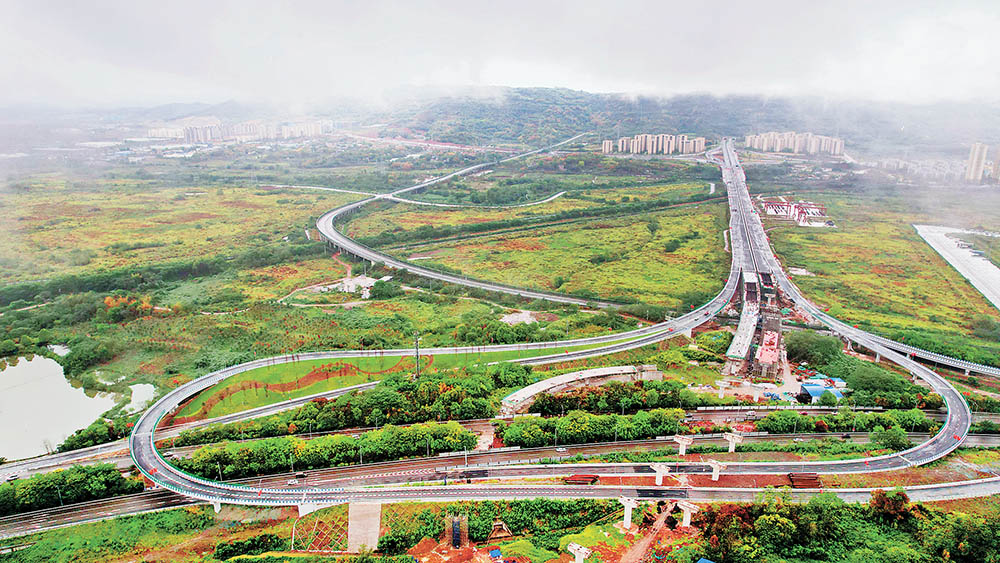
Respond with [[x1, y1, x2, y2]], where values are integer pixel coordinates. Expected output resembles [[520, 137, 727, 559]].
[[673, 435, 694, 456], [706, 460, 727, 481], [567, 542, 592, 563], [682, 327, 693, 339], [875, 353, 881, 363], [211, 501, 221, 514], [723, 432, 744, 453], [677, 500, 700, 527], [965, 368, 970, 376], [347, 503, 382, 552], [619, 496, 639, 529], [651, 463, 671, 486], [297, 503, 320, 518]]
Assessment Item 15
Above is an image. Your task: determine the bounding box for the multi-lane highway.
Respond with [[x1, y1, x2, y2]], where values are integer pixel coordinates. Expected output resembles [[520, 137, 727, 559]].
[[7, 430, 1000, 538], [717, 138, 972, 467]]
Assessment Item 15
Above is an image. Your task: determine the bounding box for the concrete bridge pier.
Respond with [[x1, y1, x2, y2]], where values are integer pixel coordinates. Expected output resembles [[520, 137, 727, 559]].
[[965, 368, 970, 376], [618, 497, 639, 529], [875, 353, 881, 363], [211, 501, 221, 514], [677, 500, 700, 527], [706, 460, 727, 481], [297, 503, 321, 517], [673, 435, 694, 456], [567, 542, 593, 563], [723, 432, 744, 453], [651, 463, 671, 485], [347, 503, 382, 552]]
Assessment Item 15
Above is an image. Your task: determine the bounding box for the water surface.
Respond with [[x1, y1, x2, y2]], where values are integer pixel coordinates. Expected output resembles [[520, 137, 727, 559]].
[[0, 356, 116, 460]]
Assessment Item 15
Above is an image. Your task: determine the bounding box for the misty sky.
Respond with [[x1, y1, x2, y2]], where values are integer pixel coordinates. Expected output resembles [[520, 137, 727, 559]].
[[2, 0, 998, 108]]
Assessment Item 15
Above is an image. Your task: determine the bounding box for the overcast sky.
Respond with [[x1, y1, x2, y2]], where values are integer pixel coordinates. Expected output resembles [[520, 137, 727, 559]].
[[2, 0, 998, 108]]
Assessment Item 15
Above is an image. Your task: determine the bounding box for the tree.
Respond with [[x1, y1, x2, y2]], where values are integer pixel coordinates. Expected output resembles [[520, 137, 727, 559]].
[[754, 513, 796, 555], [818, 390, 839, 406], [871, 425, 911, 451], [369, 280, 403, 299], [785, 331, 843, 365], [868, 488, 910, 526]]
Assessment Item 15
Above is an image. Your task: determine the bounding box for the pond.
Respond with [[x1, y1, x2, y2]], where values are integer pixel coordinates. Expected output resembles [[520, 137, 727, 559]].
[[0, 355, 117, 460]]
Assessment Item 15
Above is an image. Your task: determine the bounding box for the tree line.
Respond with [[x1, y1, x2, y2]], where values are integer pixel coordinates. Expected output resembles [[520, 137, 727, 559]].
[[171, 421, 476, 480], [494, 408, 729, 448], [0, 463, 143, 517]]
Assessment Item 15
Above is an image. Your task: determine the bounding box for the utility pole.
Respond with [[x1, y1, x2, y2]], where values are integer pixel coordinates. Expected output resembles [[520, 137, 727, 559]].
[[217, 462, 223, 481]]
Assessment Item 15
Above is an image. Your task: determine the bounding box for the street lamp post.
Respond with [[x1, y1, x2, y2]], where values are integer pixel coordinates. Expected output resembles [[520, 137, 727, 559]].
[[413, 332, 423, 379]]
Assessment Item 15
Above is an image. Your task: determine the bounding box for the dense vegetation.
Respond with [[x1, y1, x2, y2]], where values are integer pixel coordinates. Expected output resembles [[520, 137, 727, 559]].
[[171, 421, 477, 480], [693, 490, 1000, 563], [57, 414, 137, 452], [214, 533, 285, 560], [755, 407, 936, 436], [494, 409, 729, 448], [527, 378, 738, 417], [171, 364, 530, 448], [0, 463, 143, 517], [0, 505, 216, 563]]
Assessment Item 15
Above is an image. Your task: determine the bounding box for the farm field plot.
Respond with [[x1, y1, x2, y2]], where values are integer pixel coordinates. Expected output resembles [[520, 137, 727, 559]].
[[767, 190, 1000, 349], [382, 202, 730, 307], [0, 179, 364, 283]]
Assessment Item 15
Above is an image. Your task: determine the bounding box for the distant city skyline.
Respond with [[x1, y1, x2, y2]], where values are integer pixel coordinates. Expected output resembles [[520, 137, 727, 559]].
[[1, 1, 998, 107]]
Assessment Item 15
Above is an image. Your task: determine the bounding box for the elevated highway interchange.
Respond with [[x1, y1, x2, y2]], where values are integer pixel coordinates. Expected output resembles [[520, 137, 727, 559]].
[[4, 133, 991, 539], [117, 135, 983, 515]]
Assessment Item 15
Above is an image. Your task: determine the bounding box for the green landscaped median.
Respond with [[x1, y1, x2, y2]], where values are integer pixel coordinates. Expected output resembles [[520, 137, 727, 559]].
[[172, 332, 655, 421]]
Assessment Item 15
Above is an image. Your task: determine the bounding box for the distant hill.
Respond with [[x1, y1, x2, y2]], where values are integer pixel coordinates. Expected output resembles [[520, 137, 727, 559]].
[[375, 87, 1000, 157]]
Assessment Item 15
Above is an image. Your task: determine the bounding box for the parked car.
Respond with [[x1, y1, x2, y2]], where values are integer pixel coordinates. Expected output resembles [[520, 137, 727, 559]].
[[287, 479, 299, 486]]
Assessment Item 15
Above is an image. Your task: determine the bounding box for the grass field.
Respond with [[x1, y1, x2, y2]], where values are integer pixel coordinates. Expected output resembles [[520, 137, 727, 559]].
[[0, 179, 364, 283], [172, 331, 654, 420], [383, 202, 729, 307], [345, 180, 716, 241], [767, 190, 1000, 342], [343, 195, 596, 239]]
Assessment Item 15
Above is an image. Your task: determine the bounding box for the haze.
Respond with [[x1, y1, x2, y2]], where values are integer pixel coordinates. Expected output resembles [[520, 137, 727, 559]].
[[2, 0, 998, 108]]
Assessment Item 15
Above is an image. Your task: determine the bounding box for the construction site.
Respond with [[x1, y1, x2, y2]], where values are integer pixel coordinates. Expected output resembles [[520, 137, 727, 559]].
[[758, 196, 834, 227]]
